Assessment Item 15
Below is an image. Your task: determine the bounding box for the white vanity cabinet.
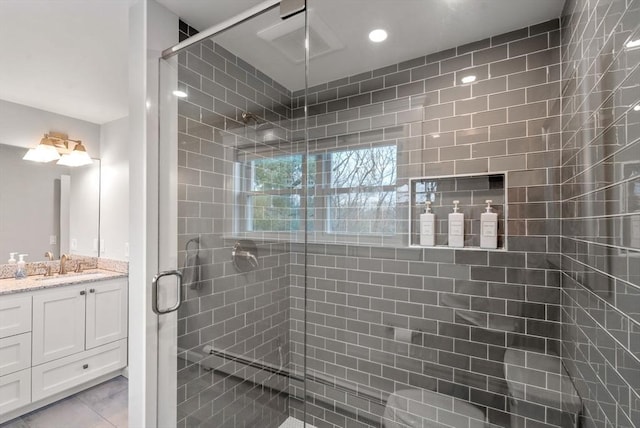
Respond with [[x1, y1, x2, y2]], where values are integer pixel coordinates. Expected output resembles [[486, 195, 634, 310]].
[[0, 276, 128, 421], [0, 295, 31, 339], [0, 295, 32, 415], [32, 285, 86, 365], [85, 279, 128, 350], [32, 278, 128, 364], [31, 278, 128, 400], [0, 370, 30, 415]]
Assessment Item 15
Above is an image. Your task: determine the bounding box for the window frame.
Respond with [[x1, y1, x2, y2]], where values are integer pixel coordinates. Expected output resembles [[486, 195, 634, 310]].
[[236, 142, 400, 243]]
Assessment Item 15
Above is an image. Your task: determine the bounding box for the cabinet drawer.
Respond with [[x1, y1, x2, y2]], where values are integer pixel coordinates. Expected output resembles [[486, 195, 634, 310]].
[[0, 333, 31, 376], [0, 295, 31, 339], [32, 339, 126, 402], [0, 369, 30, 415]]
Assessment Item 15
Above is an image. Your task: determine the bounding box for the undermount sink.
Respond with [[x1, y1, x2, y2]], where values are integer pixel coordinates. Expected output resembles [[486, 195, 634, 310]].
[[34, 271, 109, 283]]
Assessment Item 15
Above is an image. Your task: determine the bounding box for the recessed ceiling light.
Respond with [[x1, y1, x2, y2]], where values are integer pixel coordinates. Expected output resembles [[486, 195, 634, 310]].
[[461, 75, 477, 84], [369, 29, 388, 43], [634, 104, 640, 112], [432, 134, 441, 139], [173, 90, 188, 98], [626, 39, 640, 49]]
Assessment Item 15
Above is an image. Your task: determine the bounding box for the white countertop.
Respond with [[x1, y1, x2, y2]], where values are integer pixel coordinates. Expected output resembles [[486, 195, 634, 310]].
[[0, 269, 128, 295]]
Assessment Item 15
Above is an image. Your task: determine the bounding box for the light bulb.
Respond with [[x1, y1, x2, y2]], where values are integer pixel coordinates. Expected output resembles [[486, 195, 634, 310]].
[[369, 29, 388, 43], [461, 75, 477, 84]]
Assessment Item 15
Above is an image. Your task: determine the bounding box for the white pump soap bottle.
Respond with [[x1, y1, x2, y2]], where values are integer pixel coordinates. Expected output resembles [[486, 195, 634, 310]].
[[15, 254, 28, 279], [448, 200, 464, 248], [480, 200, 498, 249], [420, 201, 436, 246]]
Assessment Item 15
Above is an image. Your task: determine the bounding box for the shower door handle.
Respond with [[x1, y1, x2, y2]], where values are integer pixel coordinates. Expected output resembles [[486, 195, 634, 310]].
[[152, 270, 183, 315]]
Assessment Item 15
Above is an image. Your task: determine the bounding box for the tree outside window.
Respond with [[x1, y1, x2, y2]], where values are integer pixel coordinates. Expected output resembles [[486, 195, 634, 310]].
[[242, 144, 397, 236]]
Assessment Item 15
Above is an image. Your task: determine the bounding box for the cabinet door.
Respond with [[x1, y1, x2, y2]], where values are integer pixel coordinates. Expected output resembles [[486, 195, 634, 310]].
[[85, 279, 128, 349], [32, 285, 86, 365]]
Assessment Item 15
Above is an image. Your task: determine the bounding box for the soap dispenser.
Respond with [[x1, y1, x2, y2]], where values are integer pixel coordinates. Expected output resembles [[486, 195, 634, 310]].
[[419, 201, 436, 247], [448, 201, 464, 248], [15, 254, 28, 279], [480, 200, 498, 249], [8, 253, 17, 264]]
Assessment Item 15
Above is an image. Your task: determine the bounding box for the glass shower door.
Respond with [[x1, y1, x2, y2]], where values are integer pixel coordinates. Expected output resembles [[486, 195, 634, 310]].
[[156, 3, 308, 427], [296, 1, 566, 427]]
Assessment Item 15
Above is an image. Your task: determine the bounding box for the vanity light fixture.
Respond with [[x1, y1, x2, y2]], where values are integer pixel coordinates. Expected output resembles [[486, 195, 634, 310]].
[[57, 141, 93, 167], [22, 135, 61, 163], [369, 29, 388, 43], [23, 132, 93, 167]]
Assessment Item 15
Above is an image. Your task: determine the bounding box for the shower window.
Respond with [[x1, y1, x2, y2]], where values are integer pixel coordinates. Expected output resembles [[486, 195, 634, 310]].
[[240, 144, 397, 237], [325, 145, 397, 234], [246, 154, 308, 232]]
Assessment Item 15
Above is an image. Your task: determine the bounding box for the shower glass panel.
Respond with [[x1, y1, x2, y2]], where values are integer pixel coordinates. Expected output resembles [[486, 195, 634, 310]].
[[157, 0, 580, 427], [158, 4, 308, 427], [295, 1, 569, 427]]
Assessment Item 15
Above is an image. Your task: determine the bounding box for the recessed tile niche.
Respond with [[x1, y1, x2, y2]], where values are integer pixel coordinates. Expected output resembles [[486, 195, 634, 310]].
[[409, 173, 507, 249]]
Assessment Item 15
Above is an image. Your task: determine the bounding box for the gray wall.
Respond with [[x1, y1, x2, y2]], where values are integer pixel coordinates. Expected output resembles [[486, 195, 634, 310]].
[[0, 99, 102, 262], [288, 20, 565, 428], [0, 144, 101, 261], [175, 20, 293, 428], [0, 100, 129, 262], [560, 0, 640, 427], [176, 6, 640, 428], [0, 99, 100, 157], [0, 144, 63, 259]]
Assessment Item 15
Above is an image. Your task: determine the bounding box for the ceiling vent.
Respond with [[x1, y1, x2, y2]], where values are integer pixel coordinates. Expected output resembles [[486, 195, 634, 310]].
[[257, 11, 343, 64]]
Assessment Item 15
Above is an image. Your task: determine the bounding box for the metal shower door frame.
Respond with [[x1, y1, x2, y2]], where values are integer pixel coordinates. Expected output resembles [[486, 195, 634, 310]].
[[155, 0, 309, 426]]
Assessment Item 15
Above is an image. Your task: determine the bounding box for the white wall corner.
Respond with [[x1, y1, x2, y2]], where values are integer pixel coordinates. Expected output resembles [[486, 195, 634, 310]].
[[100, 116, 130, 261], [128, 1, 178, 427]]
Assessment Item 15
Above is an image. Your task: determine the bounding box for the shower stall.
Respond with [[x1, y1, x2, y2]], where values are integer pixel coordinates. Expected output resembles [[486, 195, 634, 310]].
[[150, 0, 640, 427]]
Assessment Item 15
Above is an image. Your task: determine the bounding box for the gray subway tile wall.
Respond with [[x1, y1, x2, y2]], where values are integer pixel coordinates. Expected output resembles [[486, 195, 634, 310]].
[[176, 20, 293, 428], [174, 2, 639, 427], [287, 20, 566, 428], [560, 0, 640, 428]]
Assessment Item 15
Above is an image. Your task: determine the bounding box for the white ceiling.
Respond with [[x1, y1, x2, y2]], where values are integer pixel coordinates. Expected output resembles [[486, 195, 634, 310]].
[[0, 0, 131, 125], [0, 0, 565, 124], [161, 0, 566, 91]]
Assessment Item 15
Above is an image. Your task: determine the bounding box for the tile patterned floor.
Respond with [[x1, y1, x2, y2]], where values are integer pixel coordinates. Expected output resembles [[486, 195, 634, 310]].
[[2, 375, 311, 428], [1, 376, 128, 428]]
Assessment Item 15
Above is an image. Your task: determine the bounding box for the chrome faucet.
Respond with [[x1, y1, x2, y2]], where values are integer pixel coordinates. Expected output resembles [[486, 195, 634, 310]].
[[59, 254, 71, 274]]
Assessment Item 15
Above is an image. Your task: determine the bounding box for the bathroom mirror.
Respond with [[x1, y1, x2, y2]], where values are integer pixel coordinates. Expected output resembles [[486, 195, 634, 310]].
[[0, 143, 100, 262]]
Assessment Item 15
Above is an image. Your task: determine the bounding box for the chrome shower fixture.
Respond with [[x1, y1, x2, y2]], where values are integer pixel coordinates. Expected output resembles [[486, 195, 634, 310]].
[[241, 112, 261, 124]]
